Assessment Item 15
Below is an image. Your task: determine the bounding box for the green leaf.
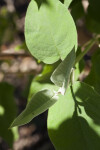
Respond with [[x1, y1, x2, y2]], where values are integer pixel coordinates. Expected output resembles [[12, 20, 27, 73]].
[[28, 81, 58, 102], [0, 82, 18, 147], [11, 89, 58, 127], [34, 61, 60, 83], [51, 48, 76, 94], [48, 82, 100, 150], [25, 0, 77, 64], [64, 0, 73, 7], [59, 0, 72, 7]]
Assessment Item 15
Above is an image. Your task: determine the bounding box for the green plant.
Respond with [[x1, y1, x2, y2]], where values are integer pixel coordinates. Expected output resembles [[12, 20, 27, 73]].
[[11, 0, 100, 149]]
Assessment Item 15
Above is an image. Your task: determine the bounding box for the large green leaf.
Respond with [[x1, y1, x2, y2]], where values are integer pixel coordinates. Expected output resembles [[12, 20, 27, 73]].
[[25, 0, 77, 64], [48, 82, 100, 150], [51, 48, 76, 94], [0, 82, 18, 147], [11, 89, 58, 127]]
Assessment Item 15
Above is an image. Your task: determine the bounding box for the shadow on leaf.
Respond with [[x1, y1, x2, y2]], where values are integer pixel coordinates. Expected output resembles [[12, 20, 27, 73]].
[[74, 82, 100, 125], [48, 82, 100, 150], [48, 112, 100, 150]]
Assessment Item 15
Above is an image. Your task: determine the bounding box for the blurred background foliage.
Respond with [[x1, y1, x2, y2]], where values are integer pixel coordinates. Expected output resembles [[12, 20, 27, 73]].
[[0, 0, 100, 149]]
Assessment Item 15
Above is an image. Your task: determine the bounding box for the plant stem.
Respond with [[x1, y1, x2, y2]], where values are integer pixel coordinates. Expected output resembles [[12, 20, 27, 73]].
[[70, 68, 75, 85], [75, 37, 98, 65]]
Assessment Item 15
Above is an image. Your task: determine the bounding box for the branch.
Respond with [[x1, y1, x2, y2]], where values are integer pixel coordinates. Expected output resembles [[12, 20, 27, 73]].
[[0, 52, 32, 60]]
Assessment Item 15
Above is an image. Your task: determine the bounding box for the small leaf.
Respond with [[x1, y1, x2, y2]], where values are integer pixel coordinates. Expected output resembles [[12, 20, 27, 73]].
[[28, 81, 59, 102], [11, 89, 58, 128], [48, 81, 100, 150], [34, 61, 60, 83], [50, 48, 76, 94], [25, 0, 77, 64]]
